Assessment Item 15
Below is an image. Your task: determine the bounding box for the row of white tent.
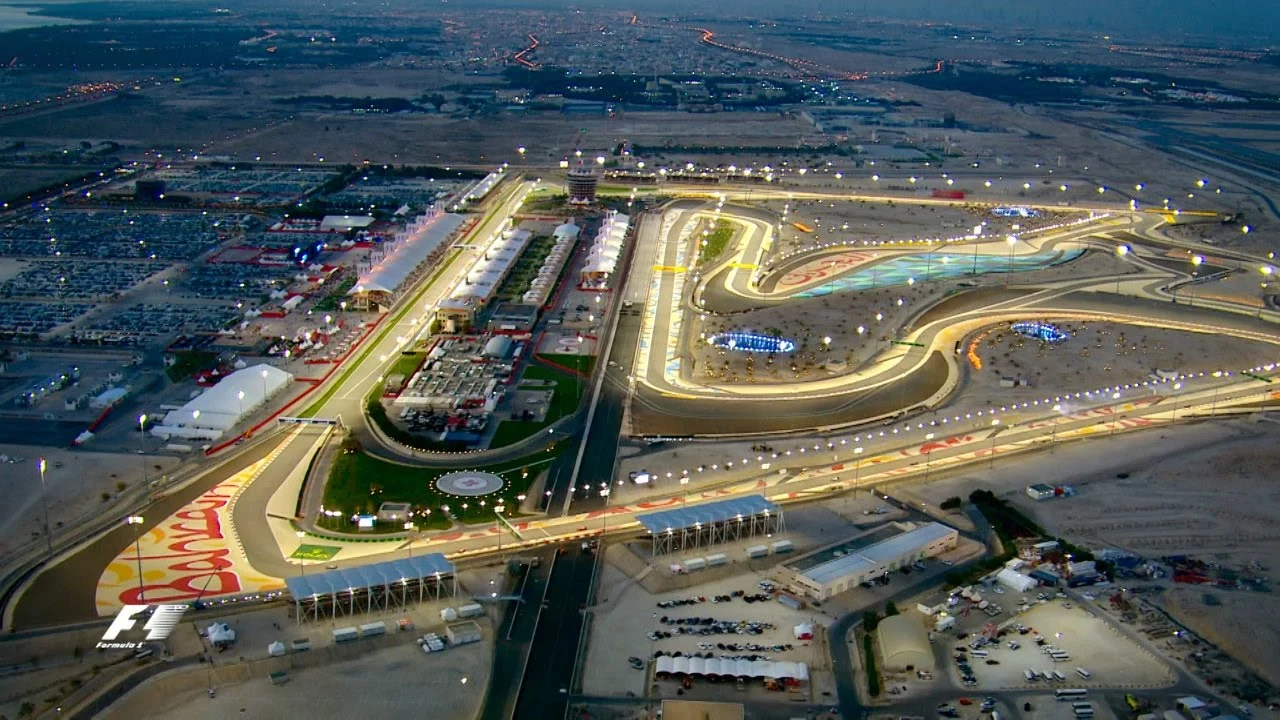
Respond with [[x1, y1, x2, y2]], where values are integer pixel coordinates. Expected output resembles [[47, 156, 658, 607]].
[[581, 211, 630, 281], [523, 222, 580, 305], [654, 656, 809, 681]]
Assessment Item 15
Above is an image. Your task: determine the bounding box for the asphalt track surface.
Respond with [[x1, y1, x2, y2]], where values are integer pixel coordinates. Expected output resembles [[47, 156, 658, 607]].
[[11, 434, 289, 629]]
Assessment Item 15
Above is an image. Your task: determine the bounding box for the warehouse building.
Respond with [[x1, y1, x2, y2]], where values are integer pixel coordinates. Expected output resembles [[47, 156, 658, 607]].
[[773, 522, 958, 601], [150, 364, 292, 441]]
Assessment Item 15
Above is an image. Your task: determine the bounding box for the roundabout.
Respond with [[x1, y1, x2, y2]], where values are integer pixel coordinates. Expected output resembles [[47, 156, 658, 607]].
[[435, 470, 506, 497]]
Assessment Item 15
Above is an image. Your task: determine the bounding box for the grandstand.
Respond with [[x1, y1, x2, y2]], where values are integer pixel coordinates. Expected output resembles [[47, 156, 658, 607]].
[[636, 494, 784, 556], [285, 554, 457, 623]]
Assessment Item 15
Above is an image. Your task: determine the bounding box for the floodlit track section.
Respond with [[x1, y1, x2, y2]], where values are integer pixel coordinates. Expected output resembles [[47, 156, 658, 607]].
[[625, 199, 1280, 436]]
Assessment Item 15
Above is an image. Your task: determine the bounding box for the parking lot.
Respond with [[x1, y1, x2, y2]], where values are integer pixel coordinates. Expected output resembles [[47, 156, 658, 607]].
[[947, 599, 1175, 690], [584, 558, 835, 702]]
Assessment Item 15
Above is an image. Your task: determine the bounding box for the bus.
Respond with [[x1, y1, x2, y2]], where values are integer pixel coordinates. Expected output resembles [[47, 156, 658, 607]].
[[1056, 689, 1089, 700], [1024, 669, 1036, 682], [1076, 668, 1092, 679], [1074, 710, 1095, 718], [1072, 702, 1094, 710]]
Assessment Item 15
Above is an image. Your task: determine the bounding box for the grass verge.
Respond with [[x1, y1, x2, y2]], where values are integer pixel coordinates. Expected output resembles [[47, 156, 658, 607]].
[[322, 442, 564, 527]]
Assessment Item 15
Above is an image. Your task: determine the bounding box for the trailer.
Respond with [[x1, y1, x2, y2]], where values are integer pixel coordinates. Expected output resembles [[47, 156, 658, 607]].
[[705, 553, 728, 567], [360, 621, 386, 638], [770, 540, 794, 554], [457, 603, 484, 619], [332, 627, 358, 643], [684, 557, 707, 572], [746, 545, 769, 559]]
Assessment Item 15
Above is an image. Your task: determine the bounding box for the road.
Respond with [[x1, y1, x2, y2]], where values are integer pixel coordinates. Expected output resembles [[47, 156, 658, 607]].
[[480, 546, 556, 720], [512, 542, 598, 720]]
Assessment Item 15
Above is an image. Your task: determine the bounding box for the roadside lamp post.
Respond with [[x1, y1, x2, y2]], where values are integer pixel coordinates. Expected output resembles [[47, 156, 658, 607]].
[[138, 414, 148, 486], [126, 515, 146, 601], [404, 522, 416, 559], [493, 506, 505, 553], [1210, 371, 1224, 416], [296, 530, 307, 577], [923, 433, 935, 482], [853, 447, 864, 491], [237, 390, 245, 419], [261, 368, 269, 402], [1259, 266, 1274, 318], [1169, 382, 1183, 424], [37, 458, 54, 558], [1115, 245, 1130, 294], [1050, 404, 1062, 450], [1189, 255, 1204, 306], [988, 419, 1001, 469]]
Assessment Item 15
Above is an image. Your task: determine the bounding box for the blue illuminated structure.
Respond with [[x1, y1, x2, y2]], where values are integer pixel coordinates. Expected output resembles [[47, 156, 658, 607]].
[[1010, 321, 1068, 343], [708, 332, 796, 354], [992, 206, 1040, 218]]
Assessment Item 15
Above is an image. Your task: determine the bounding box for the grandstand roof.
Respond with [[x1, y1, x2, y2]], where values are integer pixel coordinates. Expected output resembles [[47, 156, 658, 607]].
[[284, 554, 455, 599], [350, 213, 464, 295], [636, 494, 779, 534]]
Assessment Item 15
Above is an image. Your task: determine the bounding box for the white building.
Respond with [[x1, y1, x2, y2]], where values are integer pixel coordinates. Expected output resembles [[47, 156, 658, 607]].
[[776, 522, 959, 601], [150, 364, 292, 441]]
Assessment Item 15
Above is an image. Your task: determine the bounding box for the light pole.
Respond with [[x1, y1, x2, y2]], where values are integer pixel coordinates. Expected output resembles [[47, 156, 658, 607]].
[[295, 530, 306, 577], [988, 418, 1001, 469], [1050, 404, 1062, 451], [1189, 255, 1203, 306], [493, 505, 505, 553], [1115, 245, 1130, 294], [404, 522, 417, 558], [1259, 266, 1274, 318], [923, 432, 935, 481], [38, 458, 53, 557], [1169, 382, 1183, 424], [126, 515, 145, 601], [261, 368, 269, 405], [853, 447, 864, 492], [138, 414, 148, 486], [237, 390, 245, 420]]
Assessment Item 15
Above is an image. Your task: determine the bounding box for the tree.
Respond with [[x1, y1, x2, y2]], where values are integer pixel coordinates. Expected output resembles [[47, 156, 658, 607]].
[[940, 496, 962, 510], [863, 610, 880, 631], [884, 601, 899, 617]]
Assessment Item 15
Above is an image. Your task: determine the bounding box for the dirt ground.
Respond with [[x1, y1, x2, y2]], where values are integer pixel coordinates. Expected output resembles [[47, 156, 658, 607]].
[[0, 445, 181, 559], [1015, 422, 1280, 687], [970, 319, 1278, 395]]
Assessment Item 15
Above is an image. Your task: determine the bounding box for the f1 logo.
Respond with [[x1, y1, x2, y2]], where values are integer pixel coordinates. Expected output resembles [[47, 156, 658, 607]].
[[99, 605, 189, 647]]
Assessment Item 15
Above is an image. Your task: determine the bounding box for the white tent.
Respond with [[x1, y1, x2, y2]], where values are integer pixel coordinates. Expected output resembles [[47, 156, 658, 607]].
[[654, 656, 808, 681], [151, 364, 293, 441], [206, 622, 237, 647], [268, 641, 286, 657], [996, 568, 1038, 592], [793, 622, 814, 640]]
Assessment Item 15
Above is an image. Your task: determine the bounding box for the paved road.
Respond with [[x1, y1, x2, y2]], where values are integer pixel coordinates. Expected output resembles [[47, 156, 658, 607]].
[[512, 542, 598, 720], [480, 546, 556, 720]]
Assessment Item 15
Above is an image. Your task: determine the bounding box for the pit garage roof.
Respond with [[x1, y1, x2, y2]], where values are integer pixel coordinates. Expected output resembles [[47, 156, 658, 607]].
[[350, 213, 464, 295], [636, 494, 779, 534], [284, 554, 454, 599]]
